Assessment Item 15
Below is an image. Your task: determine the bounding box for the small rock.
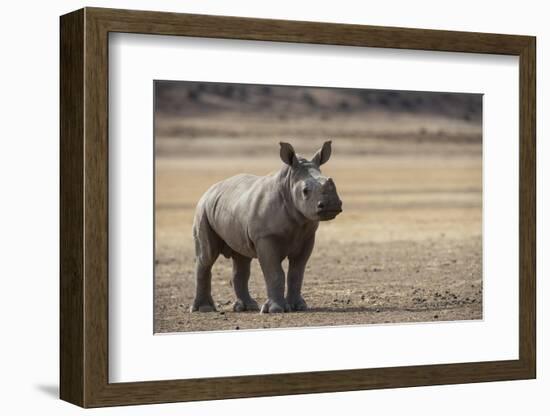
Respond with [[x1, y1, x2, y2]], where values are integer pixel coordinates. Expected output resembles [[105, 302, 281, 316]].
[[376, 308, 381, 313], [235, 326, 240, 330], [361, 295, 365, 301], [434, 314, 439, 319], [219, 311, 225, 315]]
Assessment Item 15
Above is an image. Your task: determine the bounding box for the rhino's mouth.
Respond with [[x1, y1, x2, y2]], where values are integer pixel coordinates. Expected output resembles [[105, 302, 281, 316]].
[[317, 208, 342, 221]]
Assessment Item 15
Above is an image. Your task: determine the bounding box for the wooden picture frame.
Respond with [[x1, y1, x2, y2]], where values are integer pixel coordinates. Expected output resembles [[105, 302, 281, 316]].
[[60, 7, 536, 408]]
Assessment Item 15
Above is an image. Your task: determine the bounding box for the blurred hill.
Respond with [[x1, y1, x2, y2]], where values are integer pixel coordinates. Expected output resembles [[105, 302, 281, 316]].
[[155, 80, 482, 122], [154, 80, 482, 158]]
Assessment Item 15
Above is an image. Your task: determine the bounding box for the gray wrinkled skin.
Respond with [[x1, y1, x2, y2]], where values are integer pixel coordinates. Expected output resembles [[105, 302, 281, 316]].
[[190, 141, 343, 313]]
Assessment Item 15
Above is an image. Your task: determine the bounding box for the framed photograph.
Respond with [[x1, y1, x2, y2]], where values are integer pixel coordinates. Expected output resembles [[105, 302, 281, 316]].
[[60, 7, 536, 408]]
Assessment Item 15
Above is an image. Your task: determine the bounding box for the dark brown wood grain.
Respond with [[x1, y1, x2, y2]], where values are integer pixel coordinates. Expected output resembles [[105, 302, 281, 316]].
[[59, 8, 84, 406], [60, 7, 536, 408], [518, 38, 536, 375]]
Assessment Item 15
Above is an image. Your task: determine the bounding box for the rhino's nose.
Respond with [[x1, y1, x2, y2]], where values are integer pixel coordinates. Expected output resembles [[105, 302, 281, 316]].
[[317, 201, 326, 210]]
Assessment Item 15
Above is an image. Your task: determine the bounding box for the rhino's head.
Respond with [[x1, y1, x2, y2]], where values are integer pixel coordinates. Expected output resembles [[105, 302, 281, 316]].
[[279, 141, 343, 222]]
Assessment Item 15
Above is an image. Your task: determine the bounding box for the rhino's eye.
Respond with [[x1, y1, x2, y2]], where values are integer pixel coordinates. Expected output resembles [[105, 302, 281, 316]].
[[302, 187, 310, 198]]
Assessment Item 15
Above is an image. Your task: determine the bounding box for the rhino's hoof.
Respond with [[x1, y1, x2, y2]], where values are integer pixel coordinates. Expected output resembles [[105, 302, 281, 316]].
[[233, 299, 260, 312], [260, 299, 290, 314], [287, 297, 308, 312], [190, 299, 217, 312]]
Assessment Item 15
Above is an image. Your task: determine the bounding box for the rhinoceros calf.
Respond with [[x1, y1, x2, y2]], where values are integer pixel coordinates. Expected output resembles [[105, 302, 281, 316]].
[[190, 141, 342, 313]]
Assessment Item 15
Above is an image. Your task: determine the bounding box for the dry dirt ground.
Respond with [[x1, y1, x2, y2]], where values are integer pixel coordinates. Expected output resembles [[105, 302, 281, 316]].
[[154, 122, 482, 332]]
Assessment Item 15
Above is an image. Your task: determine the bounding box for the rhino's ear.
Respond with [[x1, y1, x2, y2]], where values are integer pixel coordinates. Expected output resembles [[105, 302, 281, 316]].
[[312, 140, 332, 166], [279, 142, 296, 166]]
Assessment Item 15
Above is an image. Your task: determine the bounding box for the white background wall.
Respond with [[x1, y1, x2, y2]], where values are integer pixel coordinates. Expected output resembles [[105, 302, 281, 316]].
[[0, 0, 545, 414]]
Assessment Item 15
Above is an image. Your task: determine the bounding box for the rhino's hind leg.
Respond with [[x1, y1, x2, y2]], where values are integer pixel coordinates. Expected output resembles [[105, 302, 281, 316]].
[[190, 263, 217, 312], [190, 210, 221, 313], [231, 254, 259, 312]]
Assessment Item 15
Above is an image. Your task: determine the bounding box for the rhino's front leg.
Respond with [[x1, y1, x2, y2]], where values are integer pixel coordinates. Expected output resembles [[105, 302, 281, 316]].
[[256, 238, 290, 313], [286, 236, 314, 311]]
